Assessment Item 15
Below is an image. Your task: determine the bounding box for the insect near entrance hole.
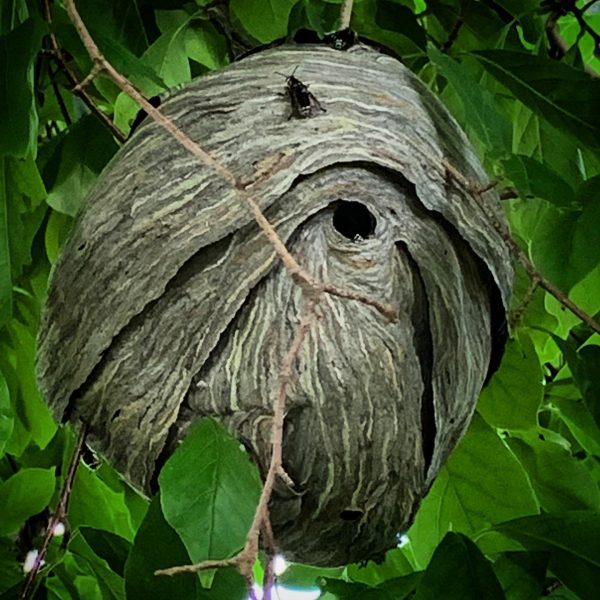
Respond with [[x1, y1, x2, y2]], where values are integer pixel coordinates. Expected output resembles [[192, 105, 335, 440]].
[[278, 66, 326, 119]]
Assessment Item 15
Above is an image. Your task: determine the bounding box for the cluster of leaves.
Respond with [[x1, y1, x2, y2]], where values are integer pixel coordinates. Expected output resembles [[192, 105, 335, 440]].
[[1, 0, 600, 598]]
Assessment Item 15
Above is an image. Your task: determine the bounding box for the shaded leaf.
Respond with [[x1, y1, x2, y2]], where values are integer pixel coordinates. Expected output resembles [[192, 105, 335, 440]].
[[0, 159, 12, 326], [79, 527, 131, 578], [230, 0, 299, 43], [551, 395, 600, 456], [44, 115, 119, 217], [414, 533, 505, 600], [428, 45, 511, 155], [492, 551, 548, 600], [321, 572, 421, 600], [0, 17, 46, 156], [0, 366, 13, 458], [502, 155, 576, 208], [472, 50, 600, 150], [507, 434, 600, 512], [159, 418, 261, 563], [124, 496, 199, 600], [0, 467, 55, 535], [494, 512, 600, 600]]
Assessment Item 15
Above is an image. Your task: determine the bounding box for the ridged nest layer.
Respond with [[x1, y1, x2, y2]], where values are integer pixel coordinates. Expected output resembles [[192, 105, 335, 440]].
[[37, 45, 512, 566]]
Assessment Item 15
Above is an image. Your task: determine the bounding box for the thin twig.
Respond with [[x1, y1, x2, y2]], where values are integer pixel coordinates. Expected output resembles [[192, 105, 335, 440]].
[[509, 274, 541, 329], [443, 160, 600, 335], [156, 301, 319, 580], [442, 1, 465, 53], [41, 0, 127, 142], [339, 0, 354, 30], [47, 61, 72, 127], [20, 425, 88, 600], [61, 0, 395, 321]]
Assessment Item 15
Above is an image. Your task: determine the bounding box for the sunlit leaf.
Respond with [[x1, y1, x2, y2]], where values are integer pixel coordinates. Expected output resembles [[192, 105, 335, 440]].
[[408, 414, 539, 567], [159, 418, 261, 563], [0, 467, 56, 535], [478, 333, 543, 431]]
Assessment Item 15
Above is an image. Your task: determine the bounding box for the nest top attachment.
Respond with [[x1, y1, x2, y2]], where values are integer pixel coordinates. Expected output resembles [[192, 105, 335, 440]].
[[37, 44, 513, 565]]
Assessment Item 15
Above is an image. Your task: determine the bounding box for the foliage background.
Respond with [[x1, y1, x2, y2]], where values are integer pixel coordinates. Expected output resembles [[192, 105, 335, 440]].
[[1, 0, 600, 598]]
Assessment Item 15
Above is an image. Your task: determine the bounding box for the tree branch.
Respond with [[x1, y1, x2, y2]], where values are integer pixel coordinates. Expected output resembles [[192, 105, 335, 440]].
[[20, 425, 88, 600], [339, 0, 354, 30], [156, 301, 320, 582]]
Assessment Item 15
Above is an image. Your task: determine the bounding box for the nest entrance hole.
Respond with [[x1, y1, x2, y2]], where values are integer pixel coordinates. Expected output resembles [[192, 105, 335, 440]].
[[332, 201, 376, 240]]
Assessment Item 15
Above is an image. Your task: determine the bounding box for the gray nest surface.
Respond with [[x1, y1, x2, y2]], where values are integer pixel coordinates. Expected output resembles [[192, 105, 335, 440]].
[[37, 44, 513, 566]]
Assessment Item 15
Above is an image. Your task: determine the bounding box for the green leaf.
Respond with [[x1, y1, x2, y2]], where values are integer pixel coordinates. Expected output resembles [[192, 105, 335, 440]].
[[346, 546, 415, 585], [68, 534, 126, 600], [478, 334, 543, 430], [0, 158, 12, 326], [44, 115, 119, 216], [230, 0, 299, 43], [506, 434, 600, 512], [0, 17, 46, 157], [0, 537, 22, 595], [551, 395, 600, 456], [10, 319, 57, 448], [502, 155, 576, 208], [124, 495, 198, 600], [472, 50, 600, 150], [76, 0, 149, 57], [492, 551, 547, 600], [159, 418, 261, 563], [278, 563, 344, 587], [9, 320, 56, 448], [553, 337, 600, 430], [69, 465, 136, 541], [0, 467, 56, 535], [494, 512, 600, 600], [428, 45, 511, 155], [414, 533, 505, 600], [408, 414, 539, 567], [320, 572, 422, 600], [374, 2, 427, 49], [0, 366, 12, 459], [79, 527, 131, 578]]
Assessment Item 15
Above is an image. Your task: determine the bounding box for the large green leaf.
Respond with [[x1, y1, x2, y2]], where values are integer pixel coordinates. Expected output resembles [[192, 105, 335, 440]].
[[472, 50, 600, 150], [320, 572, 421, 600], [0, 467, 56, 535], [408, 414, 539, 566], [507, 434, 600, 512], [159, 418, 261, 563], [125, 496, 199, 600], [494, 512, 600, 600], [553, 336, 600, 431], [230, 0, 299, 43], [0, 365, 12, 460], [0, 158, 12, 326], [8, 320, 56, 448], [125, 495, 247, 600], [478, 334, 543, 431], [502, 155, 576, 209], [414, 533, 505, 600], [550, 395, 600, 456], [492, 551, 547, 600], [79, 527, 131, 578], [0, 17, 46, 157], [69, 465, 137, 542], [428, 45, 511, 156]]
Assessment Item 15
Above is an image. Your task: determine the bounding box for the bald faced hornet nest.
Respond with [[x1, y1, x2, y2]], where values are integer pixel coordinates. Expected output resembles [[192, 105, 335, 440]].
[[279, 67, 326, 119]]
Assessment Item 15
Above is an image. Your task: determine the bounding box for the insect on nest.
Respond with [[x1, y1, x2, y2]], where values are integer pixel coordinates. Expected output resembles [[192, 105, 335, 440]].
[[278, 66, 327, 119]]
